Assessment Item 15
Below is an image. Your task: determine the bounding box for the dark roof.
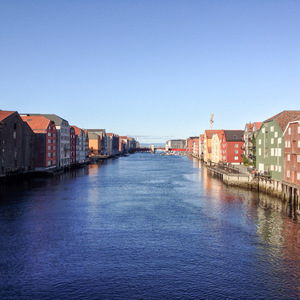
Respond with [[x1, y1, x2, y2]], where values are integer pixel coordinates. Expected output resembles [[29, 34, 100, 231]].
[[24, 114, 68, 126], [224, 130, 244, 142], [263, 110, 300, 131]]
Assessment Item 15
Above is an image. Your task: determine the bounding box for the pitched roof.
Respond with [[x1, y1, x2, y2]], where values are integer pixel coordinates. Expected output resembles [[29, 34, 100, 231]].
[[21, 116, 52, 133], [25, 114, 68, 126], [264, 110, 300, 131], [71, 125, 83, 136], [87, 132, 100, 139], [0, 110, 15, 122], [223, 130, 244, 142], [204, 130, 222, 139], [254, 122, 262, 130]]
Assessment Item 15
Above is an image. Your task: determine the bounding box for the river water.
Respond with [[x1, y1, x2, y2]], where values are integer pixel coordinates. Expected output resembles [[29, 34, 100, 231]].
[[0, 153, 300, 299]]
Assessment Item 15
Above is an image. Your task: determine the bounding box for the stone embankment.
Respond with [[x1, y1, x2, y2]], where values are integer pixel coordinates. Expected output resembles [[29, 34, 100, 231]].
[[206, 163, 299, 213]]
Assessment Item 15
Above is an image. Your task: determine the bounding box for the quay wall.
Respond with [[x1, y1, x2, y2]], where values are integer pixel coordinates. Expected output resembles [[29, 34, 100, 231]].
[[206, 165, 299, 213]]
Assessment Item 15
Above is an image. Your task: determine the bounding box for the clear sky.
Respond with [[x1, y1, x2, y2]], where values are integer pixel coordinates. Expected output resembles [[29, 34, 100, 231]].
[[1, 1, 299, 144]]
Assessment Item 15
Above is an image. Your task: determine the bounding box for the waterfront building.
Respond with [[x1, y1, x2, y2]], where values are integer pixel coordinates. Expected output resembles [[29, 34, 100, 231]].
[[211, 131, 223, 164], [187, 137, 199, 156], [70, 126, 76, 166], [87, 132, 101, 155], [199, 134, 204, 160], [221, 130, 244, 164], [165, 139, 187, 150], [72, 126, 87, 164], [0, 111, 36, 176], [256, 110, 300, 180], [282, 117, 300, 201], [86, 129, 107, 155], [21, 115, 57, 170], [243, 122, 262, 164], [26, 114, 71, 168], [107, 133, 120, 156], [119, 136, 129, 153], [203, 130, 222, 163]]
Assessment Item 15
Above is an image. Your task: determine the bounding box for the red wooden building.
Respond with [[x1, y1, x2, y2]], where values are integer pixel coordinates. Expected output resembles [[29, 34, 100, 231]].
[[21, 115, 57, 169], [221, 130, 244, 164]]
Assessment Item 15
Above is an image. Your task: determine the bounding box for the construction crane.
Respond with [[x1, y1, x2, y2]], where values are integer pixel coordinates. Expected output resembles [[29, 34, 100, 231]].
[[210, 114, 214, 130]]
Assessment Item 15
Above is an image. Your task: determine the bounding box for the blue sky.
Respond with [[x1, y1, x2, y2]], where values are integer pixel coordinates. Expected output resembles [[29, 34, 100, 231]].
[[1, 1, 299, 144]]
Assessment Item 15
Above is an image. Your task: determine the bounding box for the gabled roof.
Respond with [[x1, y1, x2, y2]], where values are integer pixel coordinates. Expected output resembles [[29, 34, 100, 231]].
[[253, 122, 262, 130], [283, 116, 300, 136], [204, 130, 222, 139], [88, 132, 100, 139], [263, 110, 300, 131], [86, 129, 106, 137], [71, 125, 84, 136], [0, 110, 15, 122], [21, 116, 52, 133], [223, 130, 244, 142], [25, 114, 68, 126]]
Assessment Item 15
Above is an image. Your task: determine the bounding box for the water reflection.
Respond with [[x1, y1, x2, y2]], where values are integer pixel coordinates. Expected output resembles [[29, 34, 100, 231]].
[[0, 154, 300, 299]]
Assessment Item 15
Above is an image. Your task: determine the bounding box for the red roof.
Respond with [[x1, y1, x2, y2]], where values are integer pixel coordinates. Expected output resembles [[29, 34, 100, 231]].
[[21, 116, 52, 133], [71, 125, 83, 136], [0, 110, 15, 122], [254, 122, 262, 130], [204, 130, 222, 139], [264, 110, 300, 131]]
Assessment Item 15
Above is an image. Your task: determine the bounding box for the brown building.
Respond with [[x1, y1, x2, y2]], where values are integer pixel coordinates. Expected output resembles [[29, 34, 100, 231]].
[[21, 115, 57, 170], [282, 117, 300, 203], [0, 111, 36, 176]]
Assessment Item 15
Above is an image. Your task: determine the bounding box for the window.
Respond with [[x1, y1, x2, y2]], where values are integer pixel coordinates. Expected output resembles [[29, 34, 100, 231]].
[[297, 173, 300, 180], [287, 170, 290, 178], [271, 148, 274, 156], [298, 141, 300, 148], [235, 150, 238, 154], [47, 161, 51, 166], [288, 128, 291, 135], [271, 165, 274, 171], [275, 132, 278, 138], [297, 155, 300, 163], [271, 138, 274, 144], [13, 132, 16, 139], [234, 144, 238, 148], [275, 148, 278, 156], [262, 128, 265, 133], [48, 139, 51, 144], [278, 166, 281, 172], [278, 148, 281, 156], [234, 156, 238, 160], [48, 146, 51, 150], [259, 148, 261, 156], [259, 139, 261, 145], [298, 126, 300, 134], [287, 154, 290, 161], [48, 132, 51, 137], [270, 126, 274, 132], [278, 137, 281, 144], [48, 153, 51, 157]]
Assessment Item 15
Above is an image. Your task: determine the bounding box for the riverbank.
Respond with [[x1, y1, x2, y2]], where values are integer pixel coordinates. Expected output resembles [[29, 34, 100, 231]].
[[189, 154, 300, 215]]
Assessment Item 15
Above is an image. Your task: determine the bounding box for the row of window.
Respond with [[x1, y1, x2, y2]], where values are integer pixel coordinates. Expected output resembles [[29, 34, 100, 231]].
[[47, 132, 56, 137], [258, 148, 282, 157], [47, 160, 56, 166], [287, 154, 300, 162], [286, 170, 300, 180], [285, 140, 300, 148]]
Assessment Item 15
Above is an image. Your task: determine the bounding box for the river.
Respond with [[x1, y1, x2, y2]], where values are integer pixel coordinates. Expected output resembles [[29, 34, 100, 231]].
[[0, 153, 299, 299]]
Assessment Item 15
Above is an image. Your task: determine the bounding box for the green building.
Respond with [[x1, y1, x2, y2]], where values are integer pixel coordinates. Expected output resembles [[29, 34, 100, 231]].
[[256, 111, 300, 181]]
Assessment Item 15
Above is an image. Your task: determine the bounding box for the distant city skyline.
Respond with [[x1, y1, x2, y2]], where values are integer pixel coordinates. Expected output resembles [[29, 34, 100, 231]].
[[1, 1, 300, 144]]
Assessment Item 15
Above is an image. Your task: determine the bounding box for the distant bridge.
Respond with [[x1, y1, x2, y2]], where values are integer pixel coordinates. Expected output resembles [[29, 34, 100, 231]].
[[133, 147, 186, 153]]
